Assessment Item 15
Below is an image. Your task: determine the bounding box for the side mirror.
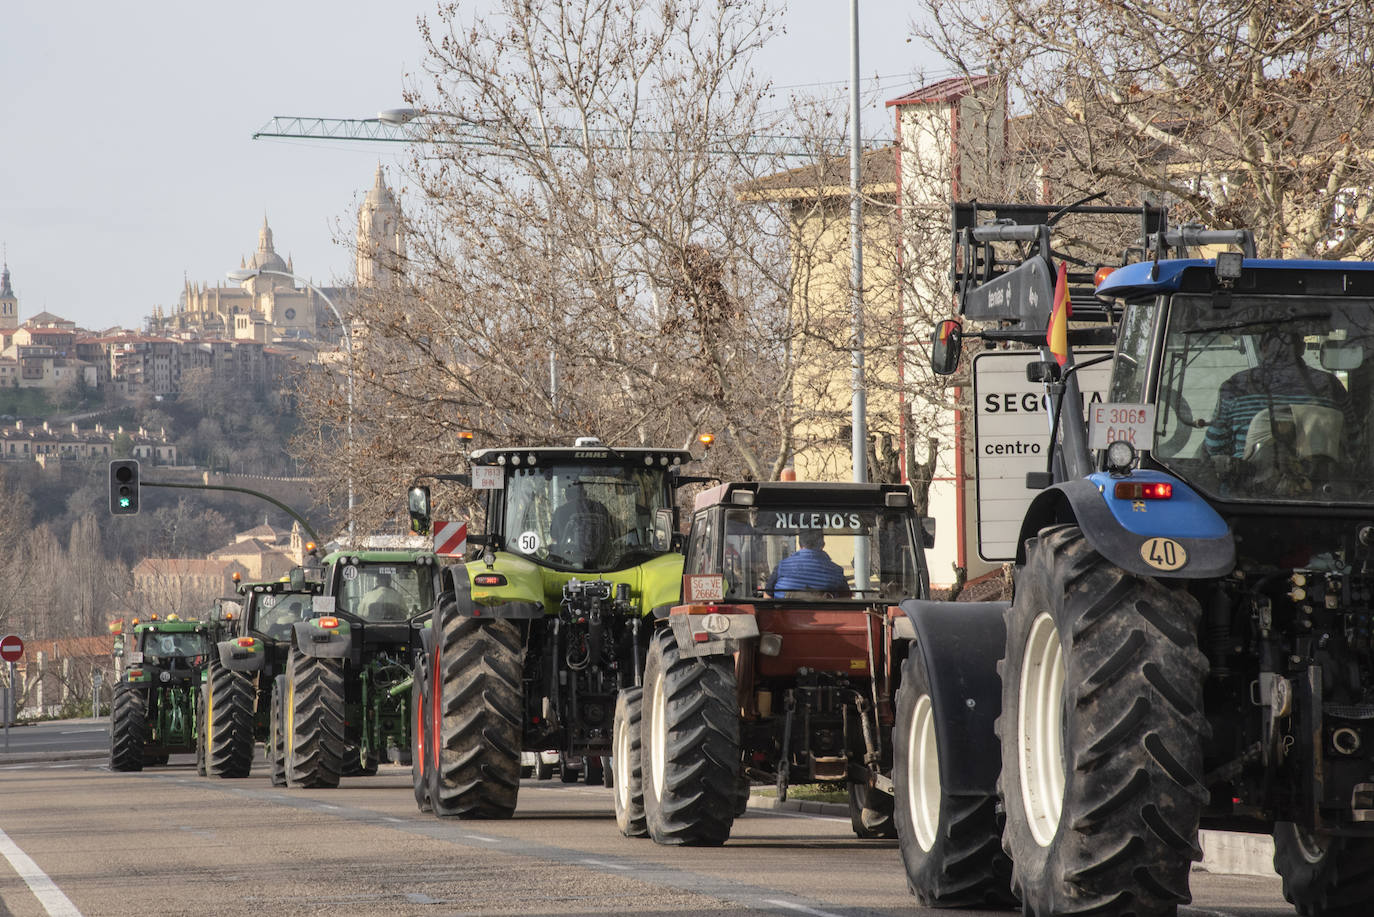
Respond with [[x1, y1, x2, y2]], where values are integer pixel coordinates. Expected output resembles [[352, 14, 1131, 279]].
[[651, 508, 676, 553], [219, 601, 242, 621], [112, 635, 125, 658], [930, 320, 963, 376], [919, 516, 937, 549], [408, 485, 432, 536], [288, 568, 306, 590]]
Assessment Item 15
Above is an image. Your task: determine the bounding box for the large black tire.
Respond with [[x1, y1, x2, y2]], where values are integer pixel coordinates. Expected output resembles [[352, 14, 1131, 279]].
[[559, 754, 580, 784], [206, 658, 255, 778], [268, 675, 287, 787], [535, 754, 554, 780], [584, 755, 605, 786], [893, 646, 1014, 906], [342, 747, 379, 777], [195, 687, 208, 777], [412, 647, 432, 812], [848, 781, 897, 839], [1273, 823, 1374, 916], [284, 648, 345, 789], [430, 615, 523, 818], [613, 687, 647, 837], [999, 525, 1208, 917], [110, 683, 146, 773], [641, 628, 738, 846]]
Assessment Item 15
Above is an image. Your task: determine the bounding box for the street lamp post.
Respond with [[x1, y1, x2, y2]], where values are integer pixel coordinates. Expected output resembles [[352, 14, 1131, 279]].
[[225, 267, 354, 540]]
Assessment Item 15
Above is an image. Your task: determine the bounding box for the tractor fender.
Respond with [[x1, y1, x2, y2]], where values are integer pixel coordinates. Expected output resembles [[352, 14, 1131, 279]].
[[666, 606, 759, 657], [896, 599, 1006, 796], [1016, 473, 1234, 579], [444, 562, 545, 620], [292, 617, 352, 659], [216, 638, 265, 672]]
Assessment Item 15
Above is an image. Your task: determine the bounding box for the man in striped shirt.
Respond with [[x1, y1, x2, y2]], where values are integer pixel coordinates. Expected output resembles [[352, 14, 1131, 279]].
[[766, 529, 849, 598], [1204, 330, 1353, 461]]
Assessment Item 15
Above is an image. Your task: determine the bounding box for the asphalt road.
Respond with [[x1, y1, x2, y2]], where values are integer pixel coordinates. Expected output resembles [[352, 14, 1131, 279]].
[[0, 736, 1297, 917], [0, 718, 110, 760]]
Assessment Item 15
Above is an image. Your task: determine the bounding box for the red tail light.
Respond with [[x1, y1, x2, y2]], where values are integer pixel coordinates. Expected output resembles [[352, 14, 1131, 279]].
[[1114, 481, 1172, 500]]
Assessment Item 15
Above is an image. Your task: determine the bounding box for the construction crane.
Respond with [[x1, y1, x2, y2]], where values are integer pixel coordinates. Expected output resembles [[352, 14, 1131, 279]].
[[252, 111, 879, 159]]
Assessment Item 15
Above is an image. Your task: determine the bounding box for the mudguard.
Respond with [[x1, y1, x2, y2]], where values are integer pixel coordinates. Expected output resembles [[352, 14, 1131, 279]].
[[444, 561, 544, 619], [897, 599, 1007, 796], [292, 617, 352, 659], [1017, 472, 1234, 579], [217, 638, 266, 672], [667, 607, 759, 657]]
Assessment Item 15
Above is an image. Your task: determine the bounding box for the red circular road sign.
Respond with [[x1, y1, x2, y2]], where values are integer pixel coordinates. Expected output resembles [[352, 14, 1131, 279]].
[[0, 635, 22, 662]]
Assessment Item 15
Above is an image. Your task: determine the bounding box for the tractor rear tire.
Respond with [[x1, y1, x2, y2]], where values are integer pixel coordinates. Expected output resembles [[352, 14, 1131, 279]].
[[268, 675, 287, 787], [848, 781, 897, 839], [1273, 822, 1374, 916], [110, 683, 146, 773], [412, 648, 432, 812], [342, 748, 379, 777], [285, 648, 345, 789], [893, 645, 1014, 906], [195, 687, 208, 777], [999, 525, 1208, 917], [613, 687, 647, 837], [430, 616, 523, 818], [641, 628, 738, 846], [206, 658, 255, 778]]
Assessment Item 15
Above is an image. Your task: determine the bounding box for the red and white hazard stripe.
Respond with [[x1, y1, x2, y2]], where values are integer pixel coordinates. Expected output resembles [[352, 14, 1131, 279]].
[[433, 520, 467, 557]]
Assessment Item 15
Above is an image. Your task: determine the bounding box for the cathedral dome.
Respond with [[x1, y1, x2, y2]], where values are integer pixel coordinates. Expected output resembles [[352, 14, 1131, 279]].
[[248, 216, 289, 274]]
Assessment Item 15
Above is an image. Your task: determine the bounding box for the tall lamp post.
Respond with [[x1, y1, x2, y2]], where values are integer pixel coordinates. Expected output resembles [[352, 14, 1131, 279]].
[[225, 267, 354, 540]]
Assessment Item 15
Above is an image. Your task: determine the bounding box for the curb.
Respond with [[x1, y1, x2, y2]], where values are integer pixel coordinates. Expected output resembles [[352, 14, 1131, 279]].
[[0, 750, 109, 766], [747, 794, 1276, 878], [747, 793, 847, 817], [1197, 830, 1276, 878]]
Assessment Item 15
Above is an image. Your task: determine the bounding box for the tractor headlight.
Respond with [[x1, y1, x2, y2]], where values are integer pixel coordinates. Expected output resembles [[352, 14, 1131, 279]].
[[1105, 440, 1136, 474]]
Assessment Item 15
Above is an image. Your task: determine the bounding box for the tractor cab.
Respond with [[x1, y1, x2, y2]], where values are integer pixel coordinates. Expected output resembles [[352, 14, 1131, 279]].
[[685, 481, 932, 603], [1097, 259, 1374, 508]]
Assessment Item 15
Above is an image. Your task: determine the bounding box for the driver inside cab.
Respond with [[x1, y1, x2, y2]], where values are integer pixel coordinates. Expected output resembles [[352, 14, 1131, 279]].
[[1204, 329, 1354, 462], [359, 573, 408, 621], [766, 529, 848, 598]]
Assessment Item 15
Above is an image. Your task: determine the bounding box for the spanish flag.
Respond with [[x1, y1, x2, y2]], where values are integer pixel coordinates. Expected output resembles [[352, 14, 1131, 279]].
[[1046, 261, 1071, 366]]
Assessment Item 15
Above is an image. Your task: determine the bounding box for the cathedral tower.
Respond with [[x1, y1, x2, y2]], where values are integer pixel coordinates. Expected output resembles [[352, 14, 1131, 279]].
[[0, 263, 18, 334], [356, 166, 405, 290]]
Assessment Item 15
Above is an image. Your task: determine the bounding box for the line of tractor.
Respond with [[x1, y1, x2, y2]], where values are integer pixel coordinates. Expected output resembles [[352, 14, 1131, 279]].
[[104, 201, 1374, 917]]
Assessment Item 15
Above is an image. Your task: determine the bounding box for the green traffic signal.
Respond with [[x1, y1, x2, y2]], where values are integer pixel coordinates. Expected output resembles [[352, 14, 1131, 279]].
[[109, 460, 141, 515]]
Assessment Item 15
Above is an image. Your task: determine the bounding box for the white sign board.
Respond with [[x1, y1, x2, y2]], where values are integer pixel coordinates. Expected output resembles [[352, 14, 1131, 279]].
[[471, 466, 505, 490], [971, 350, 1113, 562]]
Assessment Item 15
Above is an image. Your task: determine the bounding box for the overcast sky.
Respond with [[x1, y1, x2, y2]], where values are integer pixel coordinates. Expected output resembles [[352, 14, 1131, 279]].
[[0, 1, 944, 331]]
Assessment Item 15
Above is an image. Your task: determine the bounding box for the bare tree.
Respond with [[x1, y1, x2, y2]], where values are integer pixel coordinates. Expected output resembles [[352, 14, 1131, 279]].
[[291, 0, 931, 532], [918, 0, 1374, 257]]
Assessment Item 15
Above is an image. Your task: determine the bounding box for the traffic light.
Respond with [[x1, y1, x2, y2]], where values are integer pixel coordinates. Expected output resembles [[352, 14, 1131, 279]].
[[109, 459, 140, 515]]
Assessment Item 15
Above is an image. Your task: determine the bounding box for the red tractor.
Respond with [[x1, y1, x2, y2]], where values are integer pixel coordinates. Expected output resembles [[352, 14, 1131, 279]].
[[616, 480, 933, 845]]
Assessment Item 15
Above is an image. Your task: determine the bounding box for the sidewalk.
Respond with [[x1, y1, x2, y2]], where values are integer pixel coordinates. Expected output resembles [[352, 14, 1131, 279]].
[[746, 794, 1278, 878]]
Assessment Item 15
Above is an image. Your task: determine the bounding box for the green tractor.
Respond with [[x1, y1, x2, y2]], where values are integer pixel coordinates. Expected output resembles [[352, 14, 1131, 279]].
[[110, 615, 211, 772], [407, 437, 694, 818], [198, 571, 323, 782], [268, 541, 439, 789]]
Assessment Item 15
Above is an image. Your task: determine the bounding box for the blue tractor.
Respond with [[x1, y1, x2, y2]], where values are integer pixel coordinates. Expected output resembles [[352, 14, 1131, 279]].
[[895, 202, 1374, 916]]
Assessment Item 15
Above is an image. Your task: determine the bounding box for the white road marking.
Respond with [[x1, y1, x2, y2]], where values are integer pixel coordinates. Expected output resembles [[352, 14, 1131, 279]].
[[763, 898, 845, 917], [316, 804, 341, 811], [0, 824, 84, 916], [463, 833, 500, 843], [578, 858, 630, 870], [382, 816, 405, 823]]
